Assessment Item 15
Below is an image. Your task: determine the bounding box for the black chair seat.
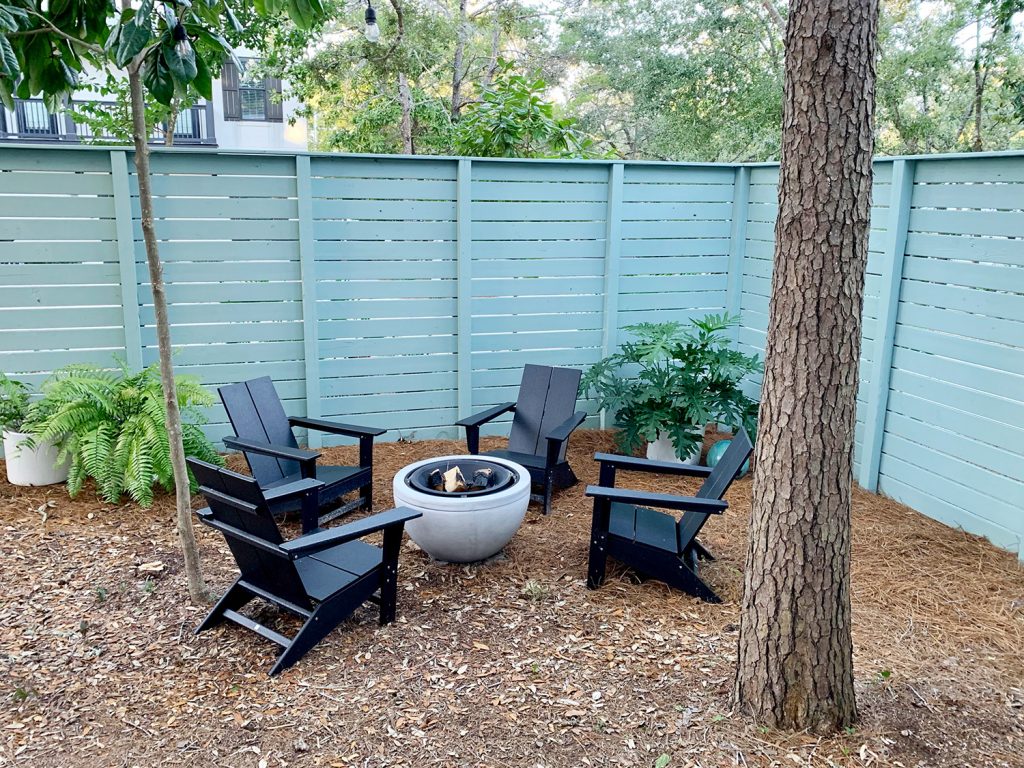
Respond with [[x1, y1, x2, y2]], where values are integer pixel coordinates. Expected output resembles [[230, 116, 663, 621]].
[[265, 465, 367, 515], [608, 503, 679, 552], [296, 540, 382, 601]]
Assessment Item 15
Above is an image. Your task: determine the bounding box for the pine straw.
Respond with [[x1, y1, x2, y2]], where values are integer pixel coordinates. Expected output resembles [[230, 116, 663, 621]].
[[1, 430, 1022, 768]]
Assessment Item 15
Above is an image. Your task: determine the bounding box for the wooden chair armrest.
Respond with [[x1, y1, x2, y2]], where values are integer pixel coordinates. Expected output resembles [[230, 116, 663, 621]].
[[280, 507, 423, 556], [288, 416, 386, 438], [224, 436, 321, 464], [585, 485, 727, 514], [545, 411, 587, 445], [262, 477, 325, 504], [455, 402, 516, 428], [593, 452, 713, 478]]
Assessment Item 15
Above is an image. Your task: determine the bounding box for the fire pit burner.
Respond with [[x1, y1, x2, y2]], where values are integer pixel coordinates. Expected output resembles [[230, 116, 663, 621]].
[[406, 458, 517, 498]]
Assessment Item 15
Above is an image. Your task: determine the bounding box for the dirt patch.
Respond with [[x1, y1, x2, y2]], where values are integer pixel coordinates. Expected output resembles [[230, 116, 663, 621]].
[[1, 430, 1022, 767]]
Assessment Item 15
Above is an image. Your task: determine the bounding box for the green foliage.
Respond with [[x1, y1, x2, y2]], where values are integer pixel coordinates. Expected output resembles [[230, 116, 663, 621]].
[[29, 364, 222, 507], [454, 61, 593, 158], [1, 0, 325, 110], [0, 372, 30, 431], [582, 315, 761, 460]]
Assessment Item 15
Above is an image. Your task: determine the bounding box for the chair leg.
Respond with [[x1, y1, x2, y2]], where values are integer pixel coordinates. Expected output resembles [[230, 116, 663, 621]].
[[269, 576, 377, 676], [196, 579, 252, 634], [379, 525, 404, 625], [360, 480, 373, 511], [664, 560, 721, 604], [542, 472, 554, 515], [692, 540, 715, 562], [587, 542, 608, 589]]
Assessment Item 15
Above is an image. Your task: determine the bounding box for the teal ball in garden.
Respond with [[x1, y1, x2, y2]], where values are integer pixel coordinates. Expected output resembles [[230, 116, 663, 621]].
[[706, 439, 751, 477]]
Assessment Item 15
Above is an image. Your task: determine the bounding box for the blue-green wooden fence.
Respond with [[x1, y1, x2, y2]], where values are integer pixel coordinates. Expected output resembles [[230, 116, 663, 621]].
[[0, 145, 1020, 560]]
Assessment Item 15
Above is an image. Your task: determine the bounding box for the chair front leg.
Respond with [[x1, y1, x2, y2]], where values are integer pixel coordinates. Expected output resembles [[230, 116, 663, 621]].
[[196, 578, 252, 634], [299, 484, 321, 534], [378, 524, 405, 625], [359, 435, 375, 510], [587, 498, 611, 589], [465, 425, 481, 455]]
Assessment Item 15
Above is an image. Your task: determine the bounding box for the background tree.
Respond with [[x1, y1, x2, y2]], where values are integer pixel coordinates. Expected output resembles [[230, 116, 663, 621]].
[[731, 0, 878, 731], [1, 0, 326, 603]]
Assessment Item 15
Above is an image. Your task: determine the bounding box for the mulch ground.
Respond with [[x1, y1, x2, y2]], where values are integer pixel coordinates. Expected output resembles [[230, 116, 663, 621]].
[[1, 430, 1022, 768]]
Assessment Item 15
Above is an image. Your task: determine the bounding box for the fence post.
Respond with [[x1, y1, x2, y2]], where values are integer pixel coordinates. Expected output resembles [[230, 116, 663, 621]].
[[599, 162, 625, 429], [110, 150, 143, 371], [725, 166, 750, 342], [456, 159, 473, 421], [296, 155, 322, 448], [859, 159, 914, 491]]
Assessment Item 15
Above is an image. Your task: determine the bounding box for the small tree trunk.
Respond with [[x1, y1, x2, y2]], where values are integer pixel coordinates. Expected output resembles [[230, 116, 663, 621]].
[[973, 17, 984, 152], [450, 0, 467, 119], [481, 2, 502, 91], [128, 65, 208, 604], [165, 101, 179, 147], [733, 0, 878, 733], [398, 72, 414, 154]]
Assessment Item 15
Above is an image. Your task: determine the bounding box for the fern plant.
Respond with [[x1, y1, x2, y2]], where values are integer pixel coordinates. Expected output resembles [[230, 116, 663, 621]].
[[582, 315, 762, 459], [0, 373, 31, 432], [29, 364, 222, 506]]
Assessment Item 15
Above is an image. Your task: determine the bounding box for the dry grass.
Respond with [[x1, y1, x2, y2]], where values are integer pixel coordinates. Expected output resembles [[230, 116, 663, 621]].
[[1, 430, 1022, 767]]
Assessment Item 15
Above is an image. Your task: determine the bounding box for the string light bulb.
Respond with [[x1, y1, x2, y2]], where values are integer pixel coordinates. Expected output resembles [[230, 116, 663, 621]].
[[364, 0, 380, 43]]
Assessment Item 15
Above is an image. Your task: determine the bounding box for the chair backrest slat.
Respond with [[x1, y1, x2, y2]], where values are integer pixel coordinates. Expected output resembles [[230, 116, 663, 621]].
[[508, 365, 581, 457], [219, 377, 299, 485], [187, 458, 309, 607], [678, 430, 753, 549]]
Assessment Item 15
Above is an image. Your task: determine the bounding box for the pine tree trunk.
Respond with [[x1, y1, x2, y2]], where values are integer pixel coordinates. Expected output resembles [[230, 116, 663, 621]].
[[128, 65, 208, 604], [733, 0, 878, 733]]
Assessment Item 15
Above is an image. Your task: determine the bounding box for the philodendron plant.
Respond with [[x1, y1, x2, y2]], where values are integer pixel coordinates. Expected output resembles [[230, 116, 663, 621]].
[[581, 314, 762, 460]]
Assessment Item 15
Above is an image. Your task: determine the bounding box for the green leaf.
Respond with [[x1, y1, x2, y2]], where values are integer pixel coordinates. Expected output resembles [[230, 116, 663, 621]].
[[192, 51, 213, 100], [142, 53, 174, 105], [654, 756, 671, 768], [0, 34, 19, 79], [162, 42, 197, 83], [116, 7, 154, 68]]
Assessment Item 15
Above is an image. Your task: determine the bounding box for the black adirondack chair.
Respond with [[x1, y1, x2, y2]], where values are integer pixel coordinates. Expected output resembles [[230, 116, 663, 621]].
[[585, 430, 753, 603], [187, 458, 421, 676], [455, 364, 587, 515], [219, 377, 386, 533]]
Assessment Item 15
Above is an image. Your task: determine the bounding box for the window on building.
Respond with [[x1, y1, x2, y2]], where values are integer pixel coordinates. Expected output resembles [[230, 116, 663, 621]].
[[221, 59, 283, 123]]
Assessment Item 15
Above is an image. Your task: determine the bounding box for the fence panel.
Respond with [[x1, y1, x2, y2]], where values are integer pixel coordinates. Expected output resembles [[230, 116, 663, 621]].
[[0, 149, 126, 390], [878, 155, 1024, 555], [0, 145, 1021, 560]]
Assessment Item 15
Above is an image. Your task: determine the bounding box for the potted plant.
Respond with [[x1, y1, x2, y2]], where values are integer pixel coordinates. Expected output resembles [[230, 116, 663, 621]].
[[582, 314, 762, 463], [0, 373, 69, 486], [29, 363, 222, 506]]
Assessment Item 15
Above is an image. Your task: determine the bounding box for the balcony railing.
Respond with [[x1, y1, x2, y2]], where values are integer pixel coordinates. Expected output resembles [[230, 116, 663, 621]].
[[0, 99, 216, 146]]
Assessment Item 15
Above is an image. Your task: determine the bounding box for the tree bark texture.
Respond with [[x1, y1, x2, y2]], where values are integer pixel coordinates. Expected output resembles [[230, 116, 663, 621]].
[[128, 66, 208, 604], [733, 0, 878, 732], [450, 0, 467, 119], [398, 72, 414, 154]]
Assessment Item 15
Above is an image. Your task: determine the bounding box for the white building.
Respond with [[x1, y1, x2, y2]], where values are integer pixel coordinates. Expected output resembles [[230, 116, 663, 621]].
[[0, 55, 307, 152]]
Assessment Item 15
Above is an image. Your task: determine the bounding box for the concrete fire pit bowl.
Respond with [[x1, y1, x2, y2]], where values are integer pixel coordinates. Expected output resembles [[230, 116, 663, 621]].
[[392, 455, 530, 563]]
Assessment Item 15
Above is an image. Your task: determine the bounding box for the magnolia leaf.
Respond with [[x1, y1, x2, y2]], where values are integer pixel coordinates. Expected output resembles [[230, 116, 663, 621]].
[[142, 54, 174, 105], [116, 19, 152, 67], [0, 34, 18, 79], [192, 51, 213, 100], [162, 42, 197, 83]]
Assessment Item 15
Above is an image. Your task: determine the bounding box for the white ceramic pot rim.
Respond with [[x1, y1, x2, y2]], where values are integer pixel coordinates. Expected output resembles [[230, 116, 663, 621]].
[[396, 455, 530, 512]]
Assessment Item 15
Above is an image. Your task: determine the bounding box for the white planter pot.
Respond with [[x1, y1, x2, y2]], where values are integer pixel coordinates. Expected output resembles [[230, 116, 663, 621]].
[[646, 427, 703, 465], [393, 455, 531, 563], [3, 430, 69, 487]]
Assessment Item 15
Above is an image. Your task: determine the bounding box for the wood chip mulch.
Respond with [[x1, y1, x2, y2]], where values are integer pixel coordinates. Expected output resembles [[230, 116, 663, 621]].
[[1, 430, 1022, 767]]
